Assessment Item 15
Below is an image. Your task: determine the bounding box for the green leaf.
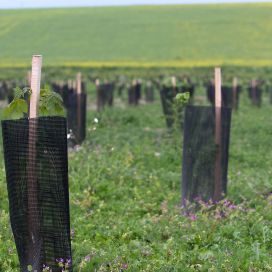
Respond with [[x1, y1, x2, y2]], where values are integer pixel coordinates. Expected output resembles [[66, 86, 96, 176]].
[[3, 98, 28, 119], [39, 87, 65, 116], [3, 86, 65, 119]]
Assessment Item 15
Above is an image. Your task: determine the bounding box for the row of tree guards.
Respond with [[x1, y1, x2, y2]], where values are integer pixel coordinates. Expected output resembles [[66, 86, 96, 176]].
[[0, 58, 268, 270], [48, 75, 261, 149], [0, 76, 267, 113], [87, 78, 154, 109], [51, 74, 87, 146]]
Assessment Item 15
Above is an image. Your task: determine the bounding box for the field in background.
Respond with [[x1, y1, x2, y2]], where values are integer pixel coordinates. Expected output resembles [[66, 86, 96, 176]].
[[0, 3, 272, 68]]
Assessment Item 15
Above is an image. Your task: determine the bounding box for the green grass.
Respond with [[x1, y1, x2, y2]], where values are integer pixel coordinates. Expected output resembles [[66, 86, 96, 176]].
[[0, 89, 272, 271], [1, 3, 272, 68]]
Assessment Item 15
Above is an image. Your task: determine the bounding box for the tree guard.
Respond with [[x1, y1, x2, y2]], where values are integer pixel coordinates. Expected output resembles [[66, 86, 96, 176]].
[[2, 116, 72, 271], [206, 83, 241, 109], [160, 82, 194, 129], [248, 80, 262, 107], [181, 105, 232, 204], [67, 92, 87, 145], [160, 86, 175, 128], [96, 82, 115, 111], [144, 81, 154, 103]]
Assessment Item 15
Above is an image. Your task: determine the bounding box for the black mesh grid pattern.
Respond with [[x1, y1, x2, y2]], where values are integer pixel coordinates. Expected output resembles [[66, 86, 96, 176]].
[[67, 93, 87, 145], [128, 83, 141, 106], [144, 86, 154, 103], [0, 81, 7, 100], [160, 86, 175, 128], [181, 106, 232, 204], [248, 85, 262, 107], [2, 117, 72, 272], [160, 84, 195, 129], [97, 83, 114, 110], [206, 84, 240, 108]]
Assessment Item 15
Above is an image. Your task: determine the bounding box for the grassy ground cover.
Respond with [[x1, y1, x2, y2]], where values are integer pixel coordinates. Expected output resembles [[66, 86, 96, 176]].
[[0, 88, 271, 271]]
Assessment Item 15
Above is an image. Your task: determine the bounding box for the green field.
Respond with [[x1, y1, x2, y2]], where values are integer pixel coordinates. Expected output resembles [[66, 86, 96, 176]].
[[1, 3, 272, 68]]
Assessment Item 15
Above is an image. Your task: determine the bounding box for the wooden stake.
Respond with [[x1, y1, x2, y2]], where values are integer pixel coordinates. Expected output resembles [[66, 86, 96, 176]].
[[76, 73, 82, 142], [232, 77, 238, 110], [95, 78, 100, 87], [171, 76, 177, 96], [76, 72, 82, 94], [29, 56, 42, 118], [251, 79, 257, 105], [214, 67, 222, 202], [27, 55, 42, 267]]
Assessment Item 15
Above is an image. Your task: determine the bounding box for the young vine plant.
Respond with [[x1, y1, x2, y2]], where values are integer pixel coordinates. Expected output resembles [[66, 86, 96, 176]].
[[3, 85, 65, 119]]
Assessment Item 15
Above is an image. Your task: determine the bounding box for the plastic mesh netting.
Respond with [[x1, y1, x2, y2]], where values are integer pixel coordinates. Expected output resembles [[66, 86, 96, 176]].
[[128, 82, 141, 106], [248, 85, 262, 107], [181, 106, 232, 204], [160, 86, 175, 128], [97, 83, 115, 110], [67, 93, 87, 145], [0, 81, 7, 100], [144, 82, 154, 103], [160, 82, 195, 129], [206, 84, 241, 109], [2, 116, 72, 272]]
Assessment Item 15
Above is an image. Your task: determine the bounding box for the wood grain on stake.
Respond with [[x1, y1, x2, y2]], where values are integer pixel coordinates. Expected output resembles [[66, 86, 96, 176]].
[[30, 56, 42, 118], [214, 67, 222, 201], [27, 55, 42, 267]]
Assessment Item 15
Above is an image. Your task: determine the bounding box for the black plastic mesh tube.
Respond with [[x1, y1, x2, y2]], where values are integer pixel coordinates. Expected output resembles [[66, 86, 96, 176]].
[[248, 85, 262, 107], [160, 84, 195, 129], [127, 82, 142, 106], [2, 116, 72, 272], [0, 81, 7, 100], [181, 106, 232, 204], [67, 93, 87, 145], [206, 84, 241, 109], [160, 86, 175, 128], [144, 85, 154, 103], [97, 83, 114, 111]]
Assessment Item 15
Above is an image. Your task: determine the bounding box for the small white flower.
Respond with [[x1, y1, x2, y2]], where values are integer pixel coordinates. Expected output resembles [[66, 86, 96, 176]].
[[94, 118, 99, 123], [154, 152, 161, 157]]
